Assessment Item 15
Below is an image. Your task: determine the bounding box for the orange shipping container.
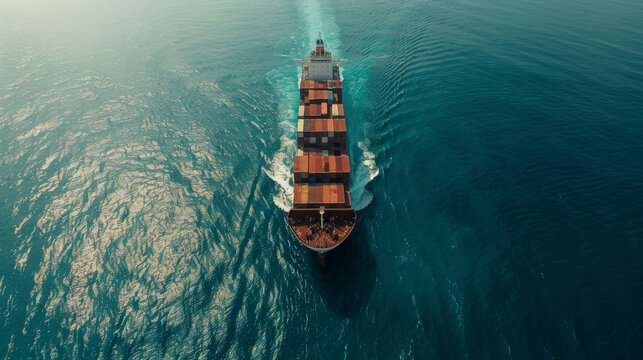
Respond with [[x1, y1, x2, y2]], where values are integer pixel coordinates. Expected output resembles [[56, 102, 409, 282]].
[[323, 185, 329, 203], [293, 184, 302, 204], [342, 155, 350, 172], [333, 118, 346, 131], [330, 184, 337, 204], [301, 184, 308, 204], [314, 185, 322, 203]]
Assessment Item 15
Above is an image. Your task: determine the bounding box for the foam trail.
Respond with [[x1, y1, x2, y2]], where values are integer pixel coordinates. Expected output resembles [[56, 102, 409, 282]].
[[266, 0, 379, 212], [351, 141, 379, 211], [361, 141, 380, 181], [264, 70, 298, 211]]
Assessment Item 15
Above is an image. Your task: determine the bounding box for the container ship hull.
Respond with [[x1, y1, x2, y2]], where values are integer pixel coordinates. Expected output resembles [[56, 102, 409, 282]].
[[287, 37, 356, 253]]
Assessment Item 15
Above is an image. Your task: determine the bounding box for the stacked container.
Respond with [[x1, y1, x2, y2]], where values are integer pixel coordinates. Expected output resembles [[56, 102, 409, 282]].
[[293, 155, 350, 183], [296, 118, 347, 148], [293, 74, 350, 208], [293, 183, 349, 208]]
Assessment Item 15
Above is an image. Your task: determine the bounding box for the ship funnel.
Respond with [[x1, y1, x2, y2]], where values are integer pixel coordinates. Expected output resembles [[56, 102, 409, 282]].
[[316, 33, 324, 54]]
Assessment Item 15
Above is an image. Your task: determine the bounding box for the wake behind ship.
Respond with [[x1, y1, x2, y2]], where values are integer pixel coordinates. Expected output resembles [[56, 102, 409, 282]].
[[286, 36, 357, 253]]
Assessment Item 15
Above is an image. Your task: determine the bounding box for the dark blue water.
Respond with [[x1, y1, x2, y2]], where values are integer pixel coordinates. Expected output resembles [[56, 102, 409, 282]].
[[1, 0, 642, 358]]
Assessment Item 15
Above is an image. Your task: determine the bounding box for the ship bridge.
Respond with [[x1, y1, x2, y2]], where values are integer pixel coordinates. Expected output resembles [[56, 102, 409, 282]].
[[296, 35, 345, 81]]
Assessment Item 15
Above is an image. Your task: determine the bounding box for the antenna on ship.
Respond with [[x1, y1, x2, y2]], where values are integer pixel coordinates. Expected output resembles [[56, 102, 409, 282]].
[[320, 206, 325, 231]]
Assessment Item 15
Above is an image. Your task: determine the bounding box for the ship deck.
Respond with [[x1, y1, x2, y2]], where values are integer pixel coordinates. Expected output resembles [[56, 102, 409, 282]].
[[287, 209, 356, 251]]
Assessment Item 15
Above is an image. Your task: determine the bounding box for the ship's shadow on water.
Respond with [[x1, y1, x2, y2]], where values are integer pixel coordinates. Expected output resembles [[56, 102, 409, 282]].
[[306, 202, 377, 318]]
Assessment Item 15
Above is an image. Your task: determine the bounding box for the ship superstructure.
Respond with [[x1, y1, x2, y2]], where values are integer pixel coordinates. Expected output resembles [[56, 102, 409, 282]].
[[287, 36, 356, 253]]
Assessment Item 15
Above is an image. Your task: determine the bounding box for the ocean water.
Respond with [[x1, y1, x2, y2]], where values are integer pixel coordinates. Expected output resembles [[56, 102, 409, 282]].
[[1, 0, 642, 358]]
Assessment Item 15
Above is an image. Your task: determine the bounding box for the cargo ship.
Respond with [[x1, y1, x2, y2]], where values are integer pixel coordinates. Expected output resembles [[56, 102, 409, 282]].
[[287, 36, 357, 254]]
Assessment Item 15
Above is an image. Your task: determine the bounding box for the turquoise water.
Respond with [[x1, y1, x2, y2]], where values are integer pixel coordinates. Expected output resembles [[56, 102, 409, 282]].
[[1, 0, 643, 358]]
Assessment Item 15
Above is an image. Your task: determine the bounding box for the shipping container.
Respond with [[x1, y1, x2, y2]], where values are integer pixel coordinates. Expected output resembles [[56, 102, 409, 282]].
[[332, 118, 345, 132], [292, 183, 348, 207], [293, 155, 350, 184], [331, 104, 344, 117]]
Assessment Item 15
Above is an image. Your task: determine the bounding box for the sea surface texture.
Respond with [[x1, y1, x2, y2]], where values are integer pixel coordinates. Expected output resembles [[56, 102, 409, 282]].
[[1, 0, 642, 358]]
